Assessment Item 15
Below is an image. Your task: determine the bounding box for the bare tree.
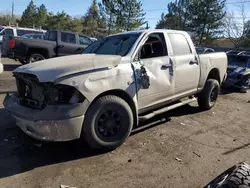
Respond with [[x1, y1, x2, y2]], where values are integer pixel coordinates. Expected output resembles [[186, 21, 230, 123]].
[[223, 2, 248, 48]]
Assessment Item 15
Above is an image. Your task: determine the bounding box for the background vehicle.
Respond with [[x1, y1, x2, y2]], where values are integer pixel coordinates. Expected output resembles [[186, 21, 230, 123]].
[[4, 29, 227, 150], [224, 51, 250, 93], [1, 30, 93, 64], [196, 47, 215, 54], [0, 26, 46, 45], [21, 33, 45, 40]]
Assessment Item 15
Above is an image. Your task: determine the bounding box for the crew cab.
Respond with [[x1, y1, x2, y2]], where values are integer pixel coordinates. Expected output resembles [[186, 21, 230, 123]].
[[1, 30, 93, 64], [4, 29, 228, 150]]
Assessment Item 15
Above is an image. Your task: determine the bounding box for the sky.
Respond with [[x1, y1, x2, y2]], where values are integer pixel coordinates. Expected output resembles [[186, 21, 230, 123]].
[[0, 0, 250, 28]]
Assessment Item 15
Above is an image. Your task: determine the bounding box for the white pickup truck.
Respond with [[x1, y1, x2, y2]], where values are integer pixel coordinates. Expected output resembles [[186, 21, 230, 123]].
[[4, 29, 228, 150]]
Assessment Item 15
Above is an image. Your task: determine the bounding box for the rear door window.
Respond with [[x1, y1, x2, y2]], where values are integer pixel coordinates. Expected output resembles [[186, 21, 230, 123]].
[[168, 33, 192, 56], [61, 32, 76, 44]]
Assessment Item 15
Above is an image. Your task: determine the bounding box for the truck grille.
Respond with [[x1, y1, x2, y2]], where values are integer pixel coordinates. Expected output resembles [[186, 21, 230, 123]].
[[14, 73, 45, 109]]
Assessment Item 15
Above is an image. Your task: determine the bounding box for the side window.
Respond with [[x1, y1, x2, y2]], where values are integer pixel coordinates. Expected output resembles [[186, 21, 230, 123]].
[[48, 31, 57, 41], [140, 33, 167, 59], [79, 35, 92, 45], [3, 29, 14, 36], [61, 32, 76, 44], [168, 33, 192, 56]]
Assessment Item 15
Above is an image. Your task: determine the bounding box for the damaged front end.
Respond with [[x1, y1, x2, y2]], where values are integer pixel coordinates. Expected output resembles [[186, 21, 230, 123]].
[[4, 72, 89, 141], [224, 52, 250, 93], [14, 72, 85, 109]]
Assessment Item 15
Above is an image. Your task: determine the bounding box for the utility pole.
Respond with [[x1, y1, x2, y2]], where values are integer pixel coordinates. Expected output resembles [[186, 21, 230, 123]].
[[11, 1, 14, 25]]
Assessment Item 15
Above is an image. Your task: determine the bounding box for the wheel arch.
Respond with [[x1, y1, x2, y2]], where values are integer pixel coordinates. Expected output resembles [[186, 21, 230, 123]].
[[26, 48, 49, 60], [207, 68, 221, 84], [90, 89, 138, 127]]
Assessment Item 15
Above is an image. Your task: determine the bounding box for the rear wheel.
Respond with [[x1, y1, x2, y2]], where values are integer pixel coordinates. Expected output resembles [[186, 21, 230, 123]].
[[27, 53, 45, 63], [82, 95, 133, 151], [198, 79, 220, 110], [19, 60, 26, 65]]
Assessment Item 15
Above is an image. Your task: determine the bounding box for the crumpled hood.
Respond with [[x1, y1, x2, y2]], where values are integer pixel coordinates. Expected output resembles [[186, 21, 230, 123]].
[[14, 54, 122, 82]]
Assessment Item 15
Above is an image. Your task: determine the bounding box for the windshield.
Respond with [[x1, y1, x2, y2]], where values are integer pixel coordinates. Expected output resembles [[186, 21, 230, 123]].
[[83, 33, 141, 56]]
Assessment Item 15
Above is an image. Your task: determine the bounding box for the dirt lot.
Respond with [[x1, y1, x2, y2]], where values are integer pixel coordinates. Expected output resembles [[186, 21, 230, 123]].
[[0, 58, 250, 188]]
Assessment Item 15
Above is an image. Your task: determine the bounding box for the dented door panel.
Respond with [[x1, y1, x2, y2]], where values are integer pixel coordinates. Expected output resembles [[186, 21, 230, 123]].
[[135, 56, 174, 110]]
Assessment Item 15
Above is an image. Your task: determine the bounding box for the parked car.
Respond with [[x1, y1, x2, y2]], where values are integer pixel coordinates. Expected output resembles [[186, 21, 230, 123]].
[[1, 30, 93, 64], [224, 51, 250, 93], [196, 47, 215, 54], [3, 29, 228, 150], [90, 37, 98, 42], [21, 33, 45, 40], [0, 26, 46, 45]]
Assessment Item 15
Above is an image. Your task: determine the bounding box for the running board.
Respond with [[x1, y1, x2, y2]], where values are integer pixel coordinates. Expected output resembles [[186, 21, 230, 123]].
[[139, 97, 197, 121]]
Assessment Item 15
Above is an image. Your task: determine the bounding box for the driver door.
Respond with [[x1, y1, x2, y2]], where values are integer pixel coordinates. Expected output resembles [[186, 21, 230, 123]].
[[133, 32, 175, 111]]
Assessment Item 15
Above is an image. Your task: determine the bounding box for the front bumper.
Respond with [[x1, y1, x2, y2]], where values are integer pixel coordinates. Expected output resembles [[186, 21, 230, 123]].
[[3, 94, 88, 141]]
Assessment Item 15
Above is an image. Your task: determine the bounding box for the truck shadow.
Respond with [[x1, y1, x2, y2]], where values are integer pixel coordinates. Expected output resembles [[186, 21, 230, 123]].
[[0, 104, 201, 179]]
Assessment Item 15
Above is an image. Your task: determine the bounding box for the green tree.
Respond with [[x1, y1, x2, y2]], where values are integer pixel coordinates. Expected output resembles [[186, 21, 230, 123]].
[[189, 0, 226, 44], [18, 0, 37, 27], [156, 0, 226, 45], [36, 4, 47, 28], [82, 0, 106, 37], [116, 0, 146, 31], [99, 0, 118, 34], [45, 11, 71, 31], [156, 0, 190, 30], [0, 13, 12, 25]]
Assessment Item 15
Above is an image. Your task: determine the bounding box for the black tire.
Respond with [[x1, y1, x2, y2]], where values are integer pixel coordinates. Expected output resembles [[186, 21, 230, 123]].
[[27, 53, 45, 63], [204, 162, 250, 188], [19, 60, 26, 65], [198, 79, 220, 110], [82, 95, 133, 150]]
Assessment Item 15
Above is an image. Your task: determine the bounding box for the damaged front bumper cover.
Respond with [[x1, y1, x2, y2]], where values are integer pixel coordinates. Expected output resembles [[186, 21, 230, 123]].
[[3, 94, 89, 142]]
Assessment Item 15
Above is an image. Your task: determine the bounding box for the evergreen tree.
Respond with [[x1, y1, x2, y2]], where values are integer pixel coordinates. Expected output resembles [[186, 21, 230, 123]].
[[116, 0, 146, 31], [36, 4, 47, 28], [82, 0, 106, 37], [18, 0, 37, 27]]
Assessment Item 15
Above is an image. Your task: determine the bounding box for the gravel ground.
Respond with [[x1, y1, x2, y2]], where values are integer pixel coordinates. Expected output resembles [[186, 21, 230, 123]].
[[0, 58, 250, 188]]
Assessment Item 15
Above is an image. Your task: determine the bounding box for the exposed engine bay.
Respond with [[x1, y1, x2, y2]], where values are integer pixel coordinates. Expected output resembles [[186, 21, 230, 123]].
[[14, 72, 85, 109]]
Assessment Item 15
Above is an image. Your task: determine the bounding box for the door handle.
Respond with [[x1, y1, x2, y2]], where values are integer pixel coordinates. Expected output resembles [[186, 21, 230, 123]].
[[58, 45, 64, 48], [189, 60, 198, 65], [161, 64, 171, 69]]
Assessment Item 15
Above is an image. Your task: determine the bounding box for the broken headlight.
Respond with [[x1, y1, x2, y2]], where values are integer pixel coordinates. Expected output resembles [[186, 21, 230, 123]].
[[45, 84, 85, 105]]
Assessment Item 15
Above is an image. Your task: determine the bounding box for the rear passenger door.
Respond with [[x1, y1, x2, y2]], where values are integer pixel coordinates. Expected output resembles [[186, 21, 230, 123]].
[[57, 32, 80, 56], [168, 33, 200, 97]]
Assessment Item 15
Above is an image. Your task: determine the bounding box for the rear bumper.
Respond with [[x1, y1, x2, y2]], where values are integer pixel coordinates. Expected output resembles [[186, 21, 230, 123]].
[[1, 48, 25, 61], [3, 93, 88, 141]]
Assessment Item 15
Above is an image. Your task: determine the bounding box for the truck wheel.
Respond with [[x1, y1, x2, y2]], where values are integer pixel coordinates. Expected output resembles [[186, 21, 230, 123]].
[[198, 79, 220, 110], [19, 60, 26, 65], [82, 95, 133, 150], [204, 162, 250, 188], [27, 53, 45, 63]]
